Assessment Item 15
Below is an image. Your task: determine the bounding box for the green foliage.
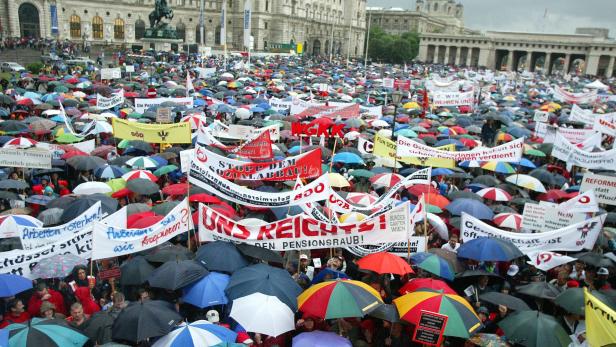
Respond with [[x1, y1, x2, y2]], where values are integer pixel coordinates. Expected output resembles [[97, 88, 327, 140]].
[[368, 27, 420, 64], [26, 62, 44, 74]]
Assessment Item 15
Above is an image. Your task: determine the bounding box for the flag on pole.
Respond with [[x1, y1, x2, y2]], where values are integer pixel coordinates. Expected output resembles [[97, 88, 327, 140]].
[[525, 251, 576, 271], [243, 0, 252, 49], [558, 190, 599, 214], [220, 0, 227, 45], [186, 72, 194, 97], [585, 288, 616, 346]]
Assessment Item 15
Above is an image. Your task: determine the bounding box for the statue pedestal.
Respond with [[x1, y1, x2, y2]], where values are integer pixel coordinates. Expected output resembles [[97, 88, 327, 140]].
[[142, 23, 182, 51]]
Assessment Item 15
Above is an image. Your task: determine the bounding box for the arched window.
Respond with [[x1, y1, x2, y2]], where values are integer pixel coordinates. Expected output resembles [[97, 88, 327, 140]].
[[135, 19, 146, 39], [114, 18, 124, 39], [70, 15, 81, 38], [215, 25, 221, 45], [92, 16, 103, 39], [433, 3, 438, 11], [176, 23, 186, 42]]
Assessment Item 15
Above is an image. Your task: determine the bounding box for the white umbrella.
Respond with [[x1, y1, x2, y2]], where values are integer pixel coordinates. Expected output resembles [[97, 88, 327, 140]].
[[230, 292, 295, 337], [505, 174, 547, 193], [416, 213, 448, 240], [73, 181, 113, 195]]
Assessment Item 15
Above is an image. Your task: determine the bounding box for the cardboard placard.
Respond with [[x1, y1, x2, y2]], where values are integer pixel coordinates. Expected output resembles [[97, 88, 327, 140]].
[[98, 267, 121, 280], [412, 310, 448, 346], [156, 107, 173, 123]]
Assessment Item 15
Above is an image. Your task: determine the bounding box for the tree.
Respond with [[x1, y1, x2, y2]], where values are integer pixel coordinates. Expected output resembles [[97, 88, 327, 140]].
[[367, 27, 420, 64]]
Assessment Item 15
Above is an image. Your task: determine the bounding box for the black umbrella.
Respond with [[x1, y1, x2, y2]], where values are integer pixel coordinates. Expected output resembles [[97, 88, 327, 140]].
[[195, 241, 248, 273], [573, 251, 616, 268], [67, 155, 107, 171], [144, 244, 193, 263], [516, 282, 562, 299], [126, 178, 159, 195], [448, 191, 481, 201], [112, 300, 182, 343], [472, 175, 500, 187], [0, 190, 20, 200], [127, 140, 153, 153], [60, 194, 118, 223], [119, 255, 155, 286], [82, 310, 116, 345], [147, 260, 208, 290], [0, 179, 29, 189], [226, 263, 302, 311], [498, 311, 571, 347], [529, 169, 557, 186], [0, 120, 29, 133], [554, 288, 616, 315], [479, 292, 531, 311], [235, 243, 284, 264], [33, 168, 64, 176], [109, 155, 134, 166], [46, 195, 77, 209], [368, 303, 400, 322]]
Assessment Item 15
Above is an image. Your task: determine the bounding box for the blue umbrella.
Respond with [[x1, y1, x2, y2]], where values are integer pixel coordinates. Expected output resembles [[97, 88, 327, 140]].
[[4, 317, 89, 346], [25, 195, 53, 206], [0, 274, 32, 297], [434, 139, 464, 148], [94, 165, 126, 179], [457, 237, 523, 261], [507, 126, 531, 138], [293, 331, 352, 347], [250, 106, 265, 113], [183, 272, 230, 308], [193, 99, 206, 106], [311, 268, 349, 284], [512, 158, 537, 169], [410, 252, 455, 281], [332, 152, 364, 165], [445, 198, 494, 219], [465, 183, 487, 192], [432, 168, 454, 176], [152, 320, 237, 347]]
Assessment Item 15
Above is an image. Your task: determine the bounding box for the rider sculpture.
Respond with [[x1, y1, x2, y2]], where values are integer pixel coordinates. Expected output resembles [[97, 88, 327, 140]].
[[149, 0, 174, 28]]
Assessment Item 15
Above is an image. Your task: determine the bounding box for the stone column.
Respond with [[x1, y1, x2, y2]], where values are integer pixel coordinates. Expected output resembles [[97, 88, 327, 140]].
[[506, 50, 514, 71], [585, 54, 600, 76], [7, 0, 18, 37], [466, 48, 473, 67], [417, 42, 429, 62], [478, 47, 490, 67], [544, 52, 552, 74], [607, 56, 615, 78], [454, 46, 461, 65], [563, 54, 571, 74], [444, 46, 450, 65], [525, 51, 533, 72]]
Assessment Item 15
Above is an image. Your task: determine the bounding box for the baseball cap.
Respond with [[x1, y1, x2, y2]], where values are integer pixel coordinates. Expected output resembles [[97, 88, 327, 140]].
[[507, 264, 519, 277], [300, 254, 308, 260], [598, 267, 609, 275], [477, 306, 489, 315], [206, 309, 220, 323]]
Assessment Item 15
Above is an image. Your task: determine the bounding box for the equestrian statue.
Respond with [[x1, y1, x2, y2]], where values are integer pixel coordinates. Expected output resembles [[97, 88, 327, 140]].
[[149, 0, 174, 28]]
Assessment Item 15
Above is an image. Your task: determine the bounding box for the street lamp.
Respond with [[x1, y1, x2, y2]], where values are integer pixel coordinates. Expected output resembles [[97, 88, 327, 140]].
[[391, 89, 404, 139]]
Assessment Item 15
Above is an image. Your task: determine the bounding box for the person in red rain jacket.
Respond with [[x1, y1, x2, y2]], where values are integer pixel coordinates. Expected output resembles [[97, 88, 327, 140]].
[[0, 299, 30, 328], [27, 282, 67, 317]]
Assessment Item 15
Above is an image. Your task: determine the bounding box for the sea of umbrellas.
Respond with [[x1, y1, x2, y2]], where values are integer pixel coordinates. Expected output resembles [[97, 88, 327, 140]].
[[0, 53, 614, 347]]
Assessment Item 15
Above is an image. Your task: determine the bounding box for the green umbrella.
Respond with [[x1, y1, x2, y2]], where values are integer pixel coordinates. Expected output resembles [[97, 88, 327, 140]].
[[349, 169, 375, 179], [117, 139, 132, 149], [154, 165, 179, 177], [555, 288, 616, 316], [151, 201, 180, 215], [498, 311, 571, 347], [55, 133, 83, 143], [106, 178, 127, 193]]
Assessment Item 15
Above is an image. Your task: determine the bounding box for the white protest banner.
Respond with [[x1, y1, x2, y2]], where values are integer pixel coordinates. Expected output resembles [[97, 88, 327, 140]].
[[349, 237, 427, 258], [125, 65, 135, 73], [554, 87, 598, 105], [580, 173, 616, 206], [569, 104, 595, 125], [382, 78, 395, 89], [96, 89, 124, 110], [134, 97, 194, 113], [268, 97, 293, 112], [526, 251, 577, 272], [534, 123, 597, 145], [198, 201, 411, 251], [195, 67, 217, 78], [533, 111, 550, 123], [521, 203, 546, 231], [329, 101, 382, 117], [431, 90, 474, 107], [36, 139, 95, 160], [551, 132, 616, 170], [0, 229, 92, 278], [181, 146, 322, 181], [461, 212, 605, 254], [19, 202, 102, 250], [0, 148, 51, 169], [92, 199, 191, 260], [593, 114, 616, 137], [397, 136, 523, 163], [358, 137, 374, 155], [189, 157, 332, 207], [100, 67, 122, 80], [540, 201, 586, 231], [557, 190, 599, 214]]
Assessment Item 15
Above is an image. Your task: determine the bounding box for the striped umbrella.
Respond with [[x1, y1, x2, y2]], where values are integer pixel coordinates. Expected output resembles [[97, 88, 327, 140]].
[[370, 173, 404, 189], [4, 318, 89, 347], [94, 164, 126, 179], [122, 169, 158, 182], [0, 215, 42, 236], [481, 161, 516, 174], [506, 174, 547, 193], [125, 156, 159, 169], [152, 320, 236, 347], [298, 279, 384, 319], [476, 187, 512, 201], [2, 137, 38, 149], [346, 192, 378, 207], [493, 213, 523, 230], [398, 278, 457, 295], [409, 252, 455, 281], [394, 290, 482, 338]]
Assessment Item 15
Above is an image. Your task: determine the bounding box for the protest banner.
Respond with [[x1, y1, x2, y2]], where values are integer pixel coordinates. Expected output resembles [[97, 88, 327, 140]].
[[461, 212, 605, 254], [557, 190, 599, 213], [593, 114, 616, 137], [0, 228, 92, 278], [96, 89, 124, 110], [372, 136, 456, 168], [195, 67, 217, 78], [227, 130, 273, 159], [431, 90, 474, 107], [412, 311, 448, 347], [291, 122, 345, 138], [382, 78, 394, 89], [397, 136, 523, 162], [36, 139, 95, 160], [198, 201, 411, 250], [92, 199, 191, 260], [112, 118, 192, 144], [295, 103, 360, 119], [358, 137, 374, 154], [551, 132, 616, 170], [521, 203, 545, 231], [211, 122, 280, 142], [533, 110, 550, 123], [269, 97, 293, 112], [554, 87, 598, 104], [568, 104, 595, 125], [100, 67, 122, 80], [189, 157, 332, 207], [19, 202, 102, 250], [373, 134, 397, 159], [181, 146, 322, 181], [540, 201, 586, 231], [585, 288, 616, 347], [526, 251, 576, 272], [580, 172, 616, 206], [133, 97, 193, 113], [394, 79, 411, 91], [0, 148, 51, 169], [353, 237, 427, 258], [156, 107, 173, 123]]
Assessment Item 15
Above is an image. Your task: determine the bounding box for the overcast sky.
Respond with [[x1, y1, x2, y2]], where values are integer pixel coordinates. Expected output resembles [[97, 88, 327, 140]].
[[366, 0, 616, 36]]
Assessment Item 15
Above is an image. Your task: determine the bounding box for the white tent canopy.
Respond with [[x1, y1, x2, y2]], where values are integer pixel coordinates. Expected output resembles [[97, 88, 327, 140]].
[[585, 79, 609, 90]]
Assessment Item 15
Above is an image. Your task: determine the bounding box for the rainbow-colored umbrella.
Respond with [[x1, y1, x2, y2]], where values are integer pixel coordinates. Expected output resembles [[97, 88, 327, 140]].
[[298, 279, 383, 319], [409, 252, 455, 280]]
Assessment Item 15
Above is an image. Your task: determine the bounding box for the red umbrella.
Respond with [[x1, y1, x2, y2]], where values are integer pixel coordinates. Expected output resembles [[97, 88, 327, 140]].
[[537, 189, 568, 202], [407, 184, 439, 197], [127, 211, 156, 227], [124, 92, 140, 98], [61, 150, 88, 160], [66, 77, 79, 84], [16, 98, 33, 106], [111, 188, 132, 199], [162, 183, 189, 196], [189, 193, 222, 204], [309, 118, 334, 127], [356, 252, 414, 275], [210, 204, 236, 219], [398, 278, 457, 295], [129, 215, 163, 228]]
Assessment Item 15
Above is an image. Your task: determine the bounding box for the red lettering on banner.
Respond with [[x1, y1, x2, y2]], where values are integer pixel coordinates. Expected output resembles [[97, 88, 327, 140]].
[[319, 222, 338, 236], [202, 209, 217, 231], [291, 123, 346, 138], [217, 217, 235, 237], [234, 225, 250, 240], [302, 218, 319, 237], [258, 223, 277, 240], [276, 219, 294, 239]]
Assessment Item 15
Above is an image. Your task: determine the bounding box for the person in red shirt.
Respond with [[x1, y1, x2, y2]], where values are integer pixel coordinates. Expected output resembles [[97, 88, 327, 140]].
[[0, 299, 30, 328], [27, 282, 67, 317], [73, 287, 100, 316]]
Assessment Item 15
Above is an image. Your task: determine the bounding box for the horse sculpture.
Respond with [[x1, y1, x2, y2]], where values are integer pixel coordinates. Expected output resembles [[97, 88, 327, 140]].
[[149, 0, 174, 28]]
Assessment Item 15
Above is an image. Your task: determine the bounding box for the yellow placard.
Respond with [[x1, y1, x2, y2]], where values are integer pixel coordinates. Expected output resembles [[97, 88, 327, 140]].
[[112, 118, 192, 144], [585, 288, 616, 346], [296, 43, 303, 54], [373, 135, 456, 168]]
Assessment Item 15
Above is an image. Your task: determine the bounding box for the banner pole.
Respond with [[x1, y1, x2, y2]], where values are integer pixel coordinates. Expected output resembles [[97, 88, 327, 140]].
[[328, 136, 340, 259]]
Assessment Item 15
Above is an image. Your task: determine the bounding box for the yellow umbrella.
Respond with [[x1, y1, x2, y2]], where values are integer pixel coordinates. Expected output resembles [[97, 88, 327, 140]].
[[327, 173, 350, 188], [402, 101, 420, 109], [339, 212, 367, 223], [106, 178, 127, 193]]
